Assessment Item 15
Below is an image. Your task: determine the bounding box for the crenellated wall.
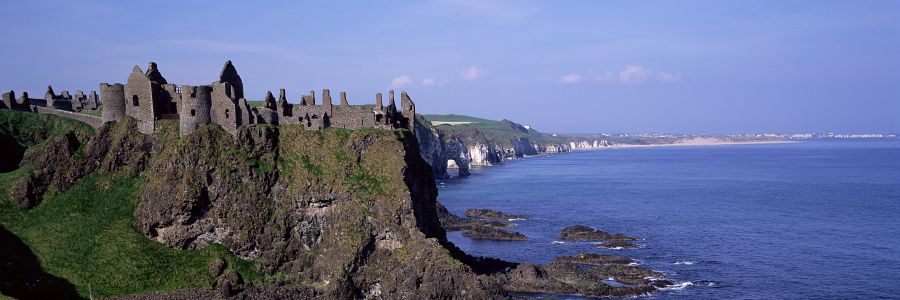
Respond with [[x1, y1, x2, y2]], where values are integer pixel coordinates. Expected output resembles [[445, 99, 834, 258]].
[[3, 60, 418, 138]]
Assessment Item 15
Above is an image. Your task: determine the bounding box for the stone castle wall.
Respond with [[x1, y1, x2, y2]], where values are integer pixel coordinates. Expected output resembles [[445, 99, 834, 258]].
[[178, 85, 212, 135], [2, 60, 416, 137]]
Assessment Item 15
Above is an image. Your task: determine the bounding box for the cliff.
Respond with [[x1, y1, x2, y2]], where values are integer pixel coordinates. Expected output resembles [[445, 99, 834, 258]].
[[0, 109, 504, 298], [416, 115, 607, 177]]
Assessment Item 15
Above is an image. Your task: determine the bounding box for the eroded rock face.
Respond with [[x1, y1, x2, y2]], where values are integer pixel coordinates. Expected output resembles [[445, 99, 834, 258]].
[[505, 259, 659, 297], [134, 124, 504, 298], [9, 117, 157, 209], [414, 117, 449, 178]]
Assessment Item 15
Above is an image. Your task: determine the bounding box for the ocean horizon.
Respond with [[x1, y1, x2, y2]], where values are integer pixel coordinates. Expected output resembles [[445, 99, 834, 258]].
[[439, 139, 900, 299]]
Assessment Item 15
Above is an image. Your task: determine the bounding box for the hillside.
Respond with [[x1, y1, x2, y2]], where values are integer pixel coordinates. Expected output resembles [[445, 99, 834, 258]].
[[0, 110, 503, 298], [416, 114, 595, 176]]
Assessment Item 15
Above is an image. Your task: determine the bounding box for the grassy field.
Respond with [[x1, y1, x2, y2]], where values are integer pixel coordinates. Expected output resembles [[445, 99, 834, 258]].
[[421, 114, 497, 126], [0, 110, 258, 298], [0, 170, 258, 298]]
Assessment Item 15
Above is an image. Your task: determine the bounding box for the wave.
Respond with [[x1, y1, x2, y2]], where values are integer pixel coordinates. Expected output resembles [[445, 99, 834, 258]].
[[673, 261, 695, 265], [507, 218, 527, 221], [659, 281, 694, 291], [551, 240, 565, 245]]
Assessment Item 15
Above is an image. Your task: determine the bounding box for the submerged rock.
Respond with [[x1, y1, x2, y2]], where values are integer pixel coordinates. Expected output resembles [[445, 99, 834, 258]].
[[555, 253, 633, 265], [505, 259, 660, 297], [560, 225, 638, 241], [596, 240, 640, 249], [437, 203, 528, 241], [465, 208, 528, 221], [461, 225, 528, 241]]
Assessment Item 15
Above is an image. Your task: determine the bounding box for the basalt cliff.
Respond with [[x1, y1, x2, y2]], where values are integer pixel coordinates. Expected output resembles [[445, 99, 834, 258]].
[[415, 115, 607, 177], [0, 110, 507, 299]]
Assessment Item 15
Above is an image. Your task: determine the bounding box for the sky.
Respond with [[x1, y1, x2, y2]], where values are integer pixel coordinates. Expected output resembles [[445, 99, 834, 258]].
[[1, 0, 898, 134]]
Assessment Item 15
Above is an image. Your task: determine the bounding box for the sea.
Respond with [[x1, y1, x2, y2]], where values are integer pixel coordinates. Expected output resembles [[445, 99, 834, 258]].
[[438, 140, 900, 299]]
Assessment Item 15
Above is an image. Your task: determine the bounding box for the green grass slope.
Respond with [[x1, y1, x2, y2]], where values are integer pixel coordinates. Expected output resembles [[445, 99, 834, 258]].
[[0, 110, 257, 298]]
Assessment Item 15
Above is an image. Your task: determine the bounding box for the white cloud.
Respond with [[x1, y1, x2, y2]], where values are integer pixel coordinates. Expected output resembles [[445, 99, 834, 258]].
[[391, 75, 413, 88], [563, 65, 682, 84], [421, 78, 448, 87], [618, 65, 653, 84], [560, 74, 583, 84], [460, 66, 487, 81]]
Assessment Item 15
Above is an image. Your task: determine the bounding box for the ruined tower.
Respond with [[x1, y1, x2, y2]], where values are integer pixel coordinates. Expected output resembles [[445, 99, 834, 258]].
[[178, 85, 212, 135], [1, 91, 13, 110], [124, 65, 157, 134], [400, 91, 416, 131], [100, 83, 126, 123]]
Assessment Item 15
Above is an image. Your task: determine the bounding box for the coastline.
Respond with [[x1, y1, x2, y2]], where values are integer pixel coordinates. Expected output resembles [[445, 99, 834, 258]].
[[599, 140, 795, 150]]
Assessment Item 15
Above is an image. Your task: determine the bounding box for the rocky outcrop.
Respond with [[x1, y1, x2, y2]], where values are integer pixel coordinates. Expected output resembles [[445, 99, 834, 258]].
[[9, 117, 155, 209], [554, 253, 633, 265], [560, 225, 638, 241], [465, 209, 528, 221], [504, 260, 659, 297], [134, 124, 505, 298], [414, 116, 449, 178], [461, 226, 528, 241]]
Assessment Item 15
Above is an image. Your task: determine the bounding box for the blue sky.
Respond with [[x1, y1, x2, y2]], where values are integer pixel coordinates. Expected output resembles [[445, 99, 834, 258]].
[[1, 0, 898, 134]]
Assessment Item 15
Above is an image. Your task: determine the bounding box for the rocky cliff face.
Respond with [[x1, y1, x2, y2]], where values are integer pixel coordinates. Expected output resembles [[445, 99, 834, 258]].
[[9, 115, 507, 298], [416, 118, 577, 175], [134, 124, 505, 298], [414, 116, 449, 178]]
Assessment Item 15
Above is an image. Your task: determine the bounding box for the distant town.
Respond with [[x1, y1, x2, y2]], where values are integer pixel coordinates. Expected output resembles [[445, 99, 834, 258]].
[[554, 132, 897, 140]]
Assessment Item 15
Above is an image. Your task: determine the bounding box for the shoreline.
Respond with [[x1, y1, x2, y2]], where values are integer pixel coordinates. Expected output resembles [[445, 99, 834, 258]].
[[444, 140, 795, 174], [597, 140, 795, 150]]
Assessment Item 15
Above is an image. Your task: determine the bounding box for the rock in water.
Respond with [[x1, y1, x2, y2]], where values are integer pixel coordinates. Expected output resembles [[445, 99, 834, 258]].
[[555, 253, 633, 265], [560, 225, 638, 241], [596, 240, 640, 249], [464, 208, 528, 220], [462, 226, 528, 241]]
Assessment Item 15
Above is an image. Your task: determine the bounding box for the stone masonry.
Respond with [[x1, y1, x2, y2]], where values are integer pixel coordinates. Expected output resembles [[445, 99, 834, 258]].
[[2, 61, 416, 137]]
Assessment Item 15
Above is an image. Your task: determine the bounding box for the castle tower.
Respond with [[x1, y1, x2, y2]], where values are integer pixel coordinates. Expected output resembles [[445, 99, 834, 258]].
[[216, 60, 243, 99], [322, 89, 332, 112], [278, 88, 292, 116], [144, 62, 168, 84], [124, 65, 158, 133], [1, 90, 14, 110], [88, 91, 100, 110], [340, 91, 349, 107], [388, 90, 397, 115], [100, 83, 126, 123], [264, 91, 277, 110], [375, 92, 383, 111], [400, 91, 416, 131], [16, 92, 29, 108], [308, 90, 316, 105], [44, 85, 55, 102], [178, 85, 212, 136]]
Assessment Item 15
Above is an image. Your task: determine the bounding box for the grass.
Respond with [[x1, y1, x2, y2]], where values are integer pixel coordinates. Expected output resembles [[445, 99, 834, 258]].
[[0, 109, 94, 148], [0, 170, 259, 298], [79, 110, 103, 117], [245, 100, 265, 108], [421, 114, 497, 125]]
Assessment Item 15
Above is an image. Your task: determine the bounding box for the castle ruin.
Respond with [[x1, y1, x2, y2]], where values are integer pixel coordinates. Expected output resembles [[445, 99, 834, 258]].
[[2, 61, 416, 136]]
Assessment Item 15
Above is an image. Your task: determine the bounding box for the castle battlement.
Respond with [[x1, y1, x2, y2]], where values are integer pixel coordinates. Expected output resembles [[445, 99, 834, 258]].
[[2, 61, 416, 136]]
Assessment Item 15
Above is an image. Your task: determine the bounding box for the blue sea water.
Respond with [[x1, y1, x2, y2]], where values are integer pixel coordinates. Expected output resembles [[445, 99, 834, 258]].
[[438, 140, 900, 299]]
